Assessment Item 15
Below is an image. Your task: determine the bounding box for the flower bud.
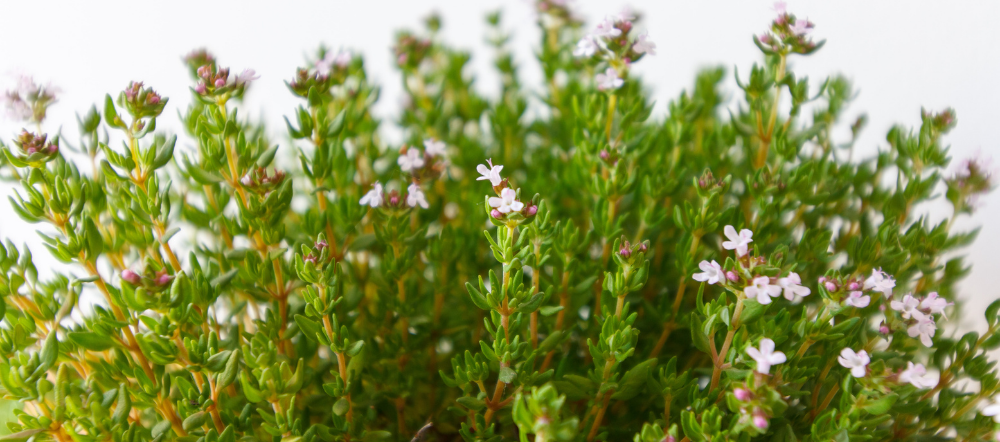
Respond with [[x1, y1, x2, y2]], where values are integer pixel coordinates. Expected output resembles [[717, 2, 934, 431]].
[[599, 149, 610, 161], [154, 271, 174, 286], [525, 205, 538, 217], [879, 324, 890, 335], [638, 242, 648, 253], [734, 388, 751, 401], [824, 281, 837, 292], [315, 239, 328, 250], [195, 82, 207, 94], [753, 414, 769, 430], [121, 269, 141, 285], [491, 209, 503, 219], [303, 254, 318, 265], [847, 282, 860, 291], [214, 78, 226, 88], [726, 271, 739, 282]]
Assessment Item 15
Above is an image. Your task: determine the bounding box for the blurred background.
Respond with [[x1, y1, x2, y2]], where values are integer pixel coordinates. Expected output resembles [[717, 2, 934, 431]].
[[0, 0, 997, 332]]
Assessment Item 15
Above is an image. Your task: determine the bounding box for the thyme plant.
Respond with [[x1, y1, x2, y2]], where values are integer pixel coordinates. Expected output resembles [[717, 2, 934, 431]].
[[1, 2, 998, 441]]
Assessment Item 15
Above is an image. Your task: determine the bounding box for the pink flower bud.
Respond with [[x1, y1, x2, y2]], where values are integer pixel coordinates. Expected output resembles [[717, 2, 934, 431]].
[[824, 281, 837, 292], [303, 254, 318, 264], [197, 65, 211, 79], [147, 94, 161, 105], [817, 276, 827, 284], [195, 82, 207, 94], [664, 437, 676, 442], [726, 271, 738, 282], [315, 239, 328, 250], [734, 388, 751, 401], [155, 272, 174, 286], [753, 414, 769, 430], [638, 243, 648, 252], [847, 282, 860, 291], [599, 149, 610, 161], [491, 209, 503, 219], [214, 78, 226, 88], [525, 205, 538, 217], [121, 269, 141, 285], [389, 195, 400, 206], [879, 324, 890, 335]]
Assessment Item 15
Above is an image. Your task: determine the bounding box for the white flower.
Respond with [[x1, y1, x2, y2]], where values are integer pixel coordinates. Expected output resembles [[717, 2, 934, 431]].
[[790, 19, 811, 35], [745, 338, 786, 375], [983, 398, 1000, 423], [890, 294, 925, 320], [920, 292, 952, 318], [778, 272, 811, 302], [632, 32, 656, 55], [899, 362, 937, 389], [476, 159, 504, 186], [617, 6, 636, 22], [863, 269, 896, 297], [838, 348, 870, 378], [745, 276, 782, 305], [595, 68, 623, 91], [722, 225, 754, 257], [692, 260, 724, 285], [573, 36, 598, 57], [317, 50, 352, 76], [406, 183, 429, 209], [844, 291, 870, 308], [488, 188, 524, 214], [398, 149, 425, 172], [908, 317, 936, 347], [773, 1, 787, 14], [359, 182, 384, 208], [593, 17, 622, 38], [424, 138, 446, 157], [234, 69, 260, 86]]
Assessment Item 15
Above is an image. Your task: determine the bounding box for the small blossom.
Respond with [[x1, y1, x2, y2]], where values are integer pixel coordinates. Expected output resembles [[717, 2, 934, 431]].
[[773, 1, 787, 14], [476, 158, 504, 186], [573, 36, 598, 57], [488, 188, 524, 214], [745, 276, 782, 305], [908, 317, 936, 347], [890, 294, 925, 320], [525, 204, 539, 217], [899, 362, 937, 389], [632, 32, 656, 55], [745, 338, 786, 375], [790, 19, 812, 35], [726, 271, 739, 282], [398, 148, 425, 172], [824, 281, 838, 292], [593, 17, 622, 38], [752, 411, 769, 430], [844, 291, 870, 308], [920, 292, 952, 318], [360, 182, 384, 208], [234, 69, 260, 86], [595, 68, 623, 91], [692, 260, 724, 285], [490, 209, 503, 219], [863, 269, 896, 297], [722, 225, 753, 257], [838, 348, 870, 378], [406, 183, 429, 209], [778, 272, 811, 301], [317, 50, 352, 76], [424, 138, 446, 157]]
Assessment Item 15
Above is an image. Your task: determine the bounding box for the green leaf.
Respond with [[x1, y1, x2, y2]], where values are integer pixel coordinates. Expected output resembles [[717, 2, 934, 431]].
[[861, 393, 898, 415], [611, 358, 657, 401], [217, 350, 240, 390], [294, 315, 323, 342], [68, 332, 115, 351], [182, 411, 208, 431]]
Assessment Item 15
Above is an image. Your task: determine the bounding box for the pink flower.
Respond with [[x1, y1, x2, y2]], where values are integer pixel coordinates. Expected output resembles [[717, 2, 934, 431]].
[[692, 260, 724, 285], [773, 1, 787, 15], [908, 317, 936, 347], [899, 362, 937, 389], [488, 188, 524, 214], [595, 68, 624, 91], [722, 225, 753, 257], [397, 148, 425, 172], [778, 272, 811, 302], [593, 16, 622, 38], [424, 138, 446, 157], [790, 19, 812, 36], [406, 183, 429, 209], [360, 182, 384, 208], [838, 348, 870, 378], [632, 32, 656, 55], [920, 292, 952, 318], [476, 159, 504, 186], [863, 269, 895, 297], [121, 269, 141, 285], [234, 69, 260, 86], [734, 388, 752, 401], [745, 277, 782, 305], [844, 291, 870, 308], [573, 36, 598, 57], [745, 338, 786, 374], [890, 294, 925, 320]]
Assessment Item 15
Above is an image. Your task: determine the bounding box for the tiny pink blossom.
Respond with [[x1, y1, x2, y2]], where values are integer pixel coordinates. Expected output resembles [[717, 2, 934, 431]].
[[595, 68, 624, 91], [722, 225, 754, 257], [745, 277, 782, 305], [844, 291, 870, 308], [692, 260, 724, 285], [838, 348, 870, 378], [745, 338, 786, 374]]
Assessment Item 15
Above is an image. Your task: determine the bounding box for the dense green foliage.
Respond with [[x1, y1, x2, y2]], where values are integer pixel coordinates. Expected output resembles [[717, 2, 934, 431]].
[[0, 3, 997, 442]]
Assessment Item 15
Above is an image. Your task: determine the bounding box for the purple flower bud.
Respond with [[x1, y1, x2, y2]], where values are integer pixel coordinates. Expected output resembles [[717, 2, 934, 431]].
[[195, 82, 207, 94], [879, 324, 890, 335], [734, 388, 751, 401], [753, 415, 769, 430], [147, 94, 161, 105], [525, 205, 538, 217], [847, 282, 860, 291], [315, 239, 328, 250], [121, 269, 141, 285], [48, 143, 59, 154], [599, 149, 610, 161], [197, 65, 212, 79], [664, 437, 676, 442], [726, 271, 738, 282], [389, 195, 400, 206], [817, 276, 827, 284], [303, 254, 318, 264], [491, 209, 503, 219], [619, 246, 631, 258], [824, 281, 837, 292], [638, 242, 648, 252], [214, 78, 226, 88]]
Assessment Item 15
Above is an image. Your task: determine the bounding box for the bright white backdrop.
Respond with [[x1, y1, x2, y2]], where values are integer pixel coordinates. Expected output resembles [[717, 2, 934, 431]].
[[0, 0, 997, 331]]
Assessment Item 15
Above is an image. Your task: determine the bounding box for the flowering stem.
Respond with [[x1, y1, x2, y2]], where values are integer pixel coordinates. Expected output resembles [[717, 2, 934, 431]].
[[605, 94, 617, 141], [651, 232, 702, 358], [710, 298, 744, 391], [755, 52, 787, 169]]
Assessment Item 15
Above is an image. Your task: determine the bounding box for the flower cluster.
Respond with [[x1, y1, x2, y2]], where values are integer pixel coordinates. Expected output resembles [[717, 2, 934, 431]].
[[573, 8, 656, 91], [192, 63, 259, 96], [2, 75, 59, 123], [756, 2, 822, 54]]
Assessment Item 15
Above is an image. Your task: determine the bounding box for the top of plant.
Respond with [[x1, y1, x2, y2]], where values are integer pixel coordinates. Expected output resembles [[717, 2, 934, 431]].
[[0, 2, 997, 442]]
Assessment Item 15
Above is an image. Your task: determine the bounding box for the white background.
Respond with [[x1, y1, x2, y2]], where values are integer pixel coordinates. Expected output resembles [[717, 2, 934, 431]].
[[0, 1, 997, 332]]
